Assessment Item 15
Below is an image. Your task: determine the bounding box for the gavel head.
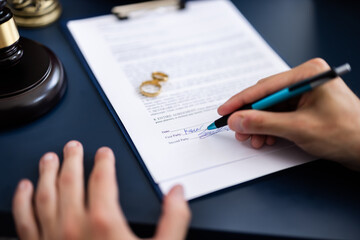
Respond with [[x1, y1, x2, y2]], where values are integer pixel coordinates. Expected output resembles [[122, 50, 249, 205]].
[[0, 0, 22, 67], [0, 0, 6, 11], [0, 0, 11, 24]]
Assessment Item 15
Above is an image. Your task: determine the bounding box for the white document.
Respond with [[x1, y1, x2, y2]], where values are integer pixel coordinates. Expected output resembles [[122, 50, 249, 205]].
[[67, 0, 314, 200]]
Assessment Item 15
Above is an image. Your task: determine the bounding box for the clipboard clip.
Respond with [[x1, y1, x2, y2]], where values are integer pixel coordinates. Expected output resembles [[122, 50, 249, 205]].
[[112, 0, 186, 20]]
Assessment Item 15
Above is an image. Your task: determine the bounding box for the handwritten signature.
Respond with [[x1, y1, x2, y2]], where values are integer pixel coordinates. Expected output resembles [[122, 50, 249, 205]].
[[179, 124, 230, 140], [198, 126, 230, 139], [183, 124, 204, 135]]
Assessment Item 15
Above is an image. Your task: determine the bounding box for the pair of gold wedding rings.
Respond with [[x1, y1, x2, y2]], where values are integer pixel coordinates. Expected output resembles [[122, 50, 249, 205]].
[[139, 72, 169, 97]]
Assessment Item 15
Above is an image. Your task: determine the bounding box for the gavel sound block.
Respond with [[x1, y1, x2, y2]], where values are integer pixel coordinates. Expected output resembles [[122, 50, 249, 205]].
[[0, 0, 67, 128]]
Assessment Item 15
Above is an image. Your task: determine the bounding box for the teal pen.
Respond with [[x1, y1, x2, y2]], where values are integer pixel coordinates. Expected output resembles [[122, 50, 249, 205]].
[[207, 63, 351, 130]]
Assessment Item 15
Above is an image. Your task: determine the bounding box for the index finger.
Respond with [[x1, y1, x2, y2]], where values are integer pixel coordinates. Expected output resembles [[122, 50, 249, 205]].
[[218, 58, 330, 116]]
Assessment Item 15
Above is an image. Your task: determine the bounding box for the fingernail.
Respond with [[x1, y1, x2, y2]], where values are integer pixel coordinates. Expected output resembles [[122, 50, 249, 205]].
[[97, 147, 110, 154], [171, 185, 185, 200], [235, 115, 245, 132], [66, 140, 79, 149], [18, 180, 29, 190], [43, 153, 54, 162]]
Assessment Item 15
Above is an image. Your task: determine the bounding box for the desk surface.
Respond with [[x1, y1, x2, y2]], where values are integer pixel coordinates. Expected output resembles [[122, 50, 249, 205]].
[[1, 0, 360, 239]]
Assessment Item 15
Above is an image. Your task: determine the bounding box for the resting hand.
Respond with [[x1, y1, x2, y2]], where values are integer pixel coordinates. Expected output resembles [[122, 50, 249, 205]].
[[218, 58, 360, 170], [13, 141, 191, 240]]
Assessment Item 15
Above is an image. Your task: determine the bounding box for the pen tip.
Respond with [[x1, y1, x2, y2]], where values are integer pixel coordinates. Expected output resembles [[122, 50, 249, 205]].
[[207, 123, 216, 130]]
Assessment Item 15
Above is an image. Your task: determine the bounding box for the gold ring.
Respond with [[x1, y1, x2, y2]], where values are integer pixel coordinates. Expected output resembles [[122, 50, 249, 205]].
[[140, 80, 162, 97], [152, 72, 169, 82]]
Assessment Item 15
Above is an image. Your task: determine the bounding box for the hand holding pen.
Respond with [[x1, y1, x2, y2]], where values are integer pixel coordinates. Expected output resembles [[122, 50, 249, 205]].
[[209, 62, 351, 130], [215, 59, 360, 170]]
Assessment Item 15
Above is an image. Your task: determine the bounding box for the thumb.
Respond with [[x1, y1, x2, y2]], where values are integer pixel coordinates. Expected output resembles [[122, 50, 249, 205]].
[[155, 185, 191, 240], [228, 110, 304, 141]]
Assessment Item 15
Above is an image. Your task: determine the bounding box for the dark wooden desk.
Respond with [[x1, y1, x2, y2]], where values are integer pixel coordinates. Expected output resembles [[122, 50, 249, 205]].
[[1, 0, 360, 239]]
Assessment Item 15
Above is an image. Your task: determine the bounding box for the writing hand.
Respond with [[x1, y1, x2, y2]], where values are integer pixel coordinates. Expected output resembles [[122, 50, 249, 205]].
[[218, 58, 360, 170], [12, 141, 191, 240]]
